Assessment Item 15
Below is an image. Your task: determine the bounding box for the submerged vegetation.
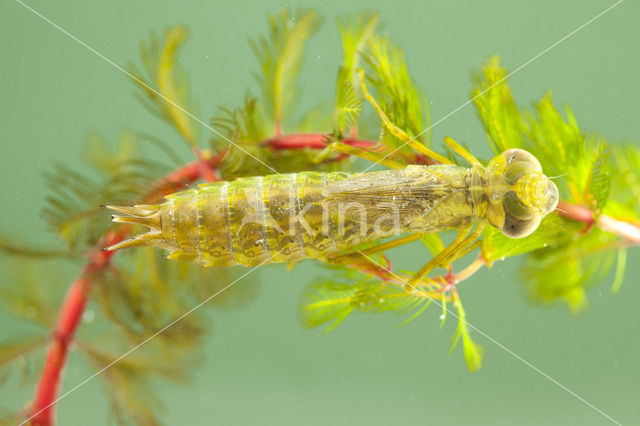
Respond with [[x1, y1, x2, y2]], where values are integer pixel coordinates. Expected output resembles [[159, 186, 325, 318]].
[[1, 8, 639, 425]]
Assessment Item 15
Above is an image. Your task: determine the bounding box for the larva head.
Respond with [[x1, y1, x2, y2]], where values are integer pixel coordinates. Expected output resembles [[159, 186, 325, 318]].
[[484, 148, 559, 238]]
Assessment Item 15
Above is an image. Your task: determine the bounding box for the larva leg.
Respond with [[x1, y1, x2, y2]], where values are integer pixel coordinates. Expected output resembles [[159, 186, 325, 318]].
[[358, 69, 453, 165], [443, 239, 482, 266], [403, 224, 474, 293], [435, 222, 486, 268], [443, 136, 482, 166], [314, 141, 404, 169], [328, 232, 424, 264]]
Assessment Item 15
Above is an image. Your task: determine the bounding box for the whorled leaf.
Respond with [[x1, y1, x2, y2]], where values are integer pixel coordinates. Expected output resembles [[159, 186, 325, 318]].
[[332, 12, 379, 136], [470, 56, 523, 153], [604, 143, 640, 222], [582, 136, 611, 218], [521, 229, 619, 313], [94, 247, 256, 346], [300, 278, 433, 333], [525, 95, 612, 217], [211, 93, 345, 179], [449, 293, 483, 372], [0, 233, 70, 259], [80, 341, 190, 426], [41, 133, 168, 252], [250, 8, 322, 128], [333, 67, 364, 135], [299, 281, 357, 333], [129, 25, 200, 147], [524, 95, 580, 181], [610, 247, 627, 294], [210, 94, 271, 178], [84, 131, 140, 175], [364, 35, 430, 153], [337, 12, 379, 78], [0, 335, 46, 369], [0, 334, 47, 390], [211, 95, 267, 144], [0, 260, 65, 328], [301, 277, 483, 371], [481, 214, 578, 264]]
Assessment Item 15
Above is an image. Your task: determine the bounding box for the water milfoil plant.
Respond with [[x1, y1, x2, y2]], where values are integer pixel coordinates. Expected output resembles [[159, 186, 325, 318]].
[[1, 8, 638, 426]]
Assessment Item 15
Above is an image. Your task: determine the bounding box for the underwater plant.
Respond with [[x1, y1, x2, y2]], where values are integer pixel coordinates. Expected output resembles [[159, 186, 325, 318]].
[[1, 8, 638, 426]]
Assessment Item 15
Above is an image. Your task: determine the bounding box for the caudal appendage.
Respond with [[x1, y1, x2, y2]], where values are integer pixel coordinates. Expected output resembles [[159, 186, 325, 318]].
[[103, 204, 163, 250]]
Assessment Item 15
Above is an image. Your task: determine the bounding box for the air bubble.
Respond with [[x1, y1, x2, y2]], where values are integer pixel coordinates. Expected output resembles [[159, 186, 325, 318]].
[[83, 310, 95, 323]]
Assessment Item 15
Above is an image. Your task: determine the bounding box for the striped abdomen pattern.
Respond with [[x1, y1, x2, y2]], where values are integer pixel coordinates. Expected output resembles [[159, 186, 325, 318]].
[[157, 171, 358, 266]]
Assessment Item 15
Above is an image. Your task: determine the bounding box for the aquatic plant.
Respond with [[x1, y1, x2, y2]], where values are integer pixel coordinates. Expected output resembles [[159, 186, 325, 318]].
[[1, 8, 638, 425]]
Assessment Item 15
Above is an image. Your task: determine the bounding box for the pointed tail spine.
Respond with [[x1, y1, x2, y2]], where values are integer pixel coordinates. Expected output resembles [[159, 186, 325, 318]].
[[104, 204, 163, 250]]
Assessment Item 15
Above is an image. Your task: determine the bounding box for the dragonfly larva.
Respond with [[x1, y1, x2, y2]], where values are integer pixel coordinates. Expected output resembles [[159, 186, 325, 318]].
[[106, 147, 559, 287]]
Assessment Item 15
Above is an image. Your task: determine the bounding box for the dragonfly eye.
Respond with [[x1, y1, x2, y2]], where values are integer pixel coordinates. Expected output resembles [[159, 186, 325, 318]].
[[502, 148, 542, 171], [499, 191, 542, 238]]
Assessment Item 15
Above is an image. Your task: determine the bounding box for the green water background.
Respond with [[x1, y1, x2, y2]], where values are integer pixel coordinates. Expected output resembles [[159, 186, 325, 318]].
[[1, 0, 639, 424]]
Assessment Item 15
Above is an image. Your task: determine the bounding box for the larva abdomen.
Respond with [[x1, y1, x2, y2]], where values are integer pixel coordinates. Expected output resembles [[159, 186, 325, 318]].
[[108, 171, 350, 267]]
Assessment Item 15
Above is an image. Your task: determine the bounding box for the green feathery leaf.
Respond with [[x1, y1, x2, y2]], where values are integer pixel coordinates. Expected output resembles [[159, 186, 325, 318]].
[[300, 278, 432, 333], [129, 26, 200, 147], [471, 56, 523, 153], [521, 229, 618, 313], [41, 133, 167, 252], [0, 233, 70, 259], [332, 13, 379, 136], [525, 95, 613, 216], [96, 248, 254, 345], [605, 143, 640, 221], [0, 260, 66, 328], [364, 35, 430, 151], [610, 247, 627, 294], [0, 335, 46, 370], [481, 214, 577, 264], [449, 293, 483, 372], [250, 8, 322, 128], [582, 136, 611, 218], [337, 12, 379, 77], [333, 67, 364, 134], [299, 281, 357, 333], [80, 341, 189, 426]]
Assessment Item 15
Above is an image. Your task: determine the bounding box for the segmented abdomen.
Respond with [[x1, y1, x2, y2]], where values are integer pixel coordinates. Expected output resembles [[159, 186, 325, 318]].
[[110, 172, 357, 267]]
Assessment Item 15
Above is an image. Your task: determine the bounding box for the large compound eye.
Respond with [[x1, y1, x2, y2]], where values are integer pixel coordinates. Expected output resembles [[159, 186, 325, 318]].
[[501, 213, 541, 238], [502, 148, 542, 170], [502, 149, 543, 185], [499, 191, 541, 238]]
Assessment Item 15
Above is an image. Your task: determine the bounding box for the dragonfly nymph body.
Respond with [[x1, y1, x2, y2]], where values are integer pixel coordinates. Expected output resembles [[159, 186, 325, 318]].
[[106, 148, 559, 283]]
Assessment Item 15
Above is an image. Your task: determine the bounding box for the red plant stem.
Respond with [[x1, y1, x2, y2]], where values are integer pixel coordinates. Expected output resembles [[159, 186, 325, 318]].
[[264, 132, 378, 150], [30, 232, 123, 426], [352, 254, 486, 293], [28, 156, 221, 426], [557, 200, 640, 245], [192, 147, 220, 183]]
